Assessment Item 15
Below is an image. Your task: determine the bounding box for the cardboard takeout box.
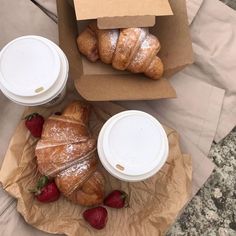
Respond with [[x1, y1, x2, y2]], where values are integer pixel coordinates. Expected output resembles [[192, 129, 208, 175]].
[[57, 0, 193, 101]]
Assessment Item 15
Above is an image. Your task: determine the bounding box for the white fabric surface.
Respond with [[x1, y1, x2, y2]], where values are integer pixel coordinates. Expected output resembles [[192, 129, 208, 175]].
[[186, 0, 236, 141], [186, 0, 204, 24], [0, 0, 235, 235], [34, 0, 57, 16]]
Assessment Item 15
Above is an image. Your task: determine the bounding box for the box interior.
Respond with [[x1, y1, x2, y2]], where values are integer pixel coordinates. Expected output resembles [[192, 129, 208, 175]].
[[57, 0, 193, 101]]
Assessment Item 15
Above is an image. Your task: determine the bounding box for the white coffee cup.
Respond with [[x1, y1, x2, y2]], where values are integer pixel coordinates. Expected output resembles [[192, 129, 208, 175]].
[[97, 110, 169, 182], [0, 35, 69, 107]]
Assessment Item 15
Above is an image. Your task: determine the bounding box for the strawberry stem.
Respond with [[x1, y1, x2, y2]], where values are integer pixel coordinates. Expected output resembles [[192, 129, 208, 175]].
[[28, 188, 37, 193], [24, 113, 39, 121], [28, 188, 41, 195], [29, 176, 49, 196], [121, 192, 127, 199], [121, 191, 130, 208]]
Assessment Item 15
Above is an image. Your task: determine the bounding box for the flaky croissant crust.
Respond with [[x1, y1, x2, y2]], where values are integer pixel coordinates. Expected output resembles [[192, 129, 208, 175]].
[[35, 101, 105, 206], [77, 22, 164, 80]]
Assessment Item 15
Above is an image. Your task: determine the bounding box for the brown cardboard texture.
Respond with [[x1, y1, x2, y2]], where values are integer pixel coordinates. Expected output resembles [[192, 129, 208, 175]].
[[97, 16, 156, 29], [73, 0, 173, 21], [57, 0, 193, 101]]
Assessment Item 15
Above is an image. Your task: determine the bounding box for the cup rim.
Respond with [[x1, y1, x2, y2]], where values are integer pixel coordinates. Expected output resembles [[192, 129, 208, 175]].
[[97, 110, 169, 182], [0, 36, 69, 106]]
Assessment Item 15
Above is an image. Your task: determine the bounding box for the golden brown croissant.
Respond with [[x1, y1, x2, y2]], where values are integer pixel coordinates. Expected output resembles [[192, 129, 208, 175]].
[[35, 101, 105, 206], [77, 23, 164, 80]]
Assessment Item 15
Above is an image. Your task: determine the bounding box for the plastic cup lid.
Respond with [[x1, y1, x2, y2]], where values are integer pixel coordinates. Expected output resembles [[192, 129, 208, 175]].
[[98, 110, 169, 181], [0, 36, 69, 106], [0, 36, 61, 97]]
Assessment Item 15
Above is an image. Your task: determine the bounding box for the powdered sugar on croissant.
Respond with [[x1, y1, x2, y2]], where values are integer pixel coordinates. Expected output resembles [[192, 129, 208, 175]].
[[35, 102, 105, 206], [77, 23, 164, 80], [98, 29, 119, 64], [128, 34, 161, 74], [112, 28, 148, 70]]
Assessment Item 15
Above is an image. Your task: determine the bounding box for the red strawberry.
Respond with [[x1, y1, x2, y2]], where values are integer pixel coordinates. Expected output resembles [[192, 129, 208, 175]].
[[83, 206, 108, 230], [104, 190, 128, 208], [24, 113, 44, 138], [30, 176, 60, 203]]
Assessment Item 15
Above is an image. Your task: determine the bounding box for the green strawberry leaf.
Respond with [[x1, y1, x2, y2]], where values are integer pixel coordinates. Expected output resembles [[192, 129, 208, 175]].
[[24, 113, 39, 121], [36, 176, 49, 190]]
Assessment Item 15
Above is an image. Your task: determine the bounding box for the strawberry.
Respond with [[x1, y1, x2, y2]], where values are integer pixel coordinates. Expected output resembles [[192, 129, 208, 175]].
[[83, 206, 108, 230], [24, 113, 44, 138], [30, 176, 60, 203], [104, 190, 128, 208]]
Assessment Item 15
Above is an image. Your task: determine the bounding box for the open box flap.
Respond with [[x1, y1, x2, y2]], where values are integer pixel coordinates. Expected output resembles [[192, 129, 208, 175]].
[[73, 0, 173, 20], [97, 16, 156, 29], [57, 0, 193, 101], [75, 75, 176, 101], [154, 0, 194, 72]]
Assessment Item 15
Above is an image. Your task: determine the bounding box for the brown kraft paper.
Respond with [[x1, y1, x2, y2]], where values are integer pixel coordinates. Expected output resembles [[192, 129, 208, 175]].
[[0, 100, 192, 236]]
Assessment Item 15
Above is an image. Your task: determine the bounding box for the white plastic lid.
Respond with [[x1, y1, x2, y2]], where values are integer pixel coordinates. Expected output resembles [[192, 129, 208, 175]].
[[97, 110, 169, 182], [0, 36, 69, 106], [0, 36, 61, 96]]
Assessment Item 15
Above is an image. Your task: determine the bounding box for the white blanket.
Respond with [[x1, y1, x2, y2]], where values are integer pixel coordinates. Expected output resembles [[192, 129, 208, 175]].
[[0, 0, 235, 235]]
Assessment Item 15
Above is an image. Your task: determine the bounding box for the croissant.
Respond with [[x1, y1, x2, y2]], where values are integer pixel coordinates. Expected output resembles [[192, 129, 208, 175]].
[[35, 101, 105, 206], [77, 22, 164, 80]]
